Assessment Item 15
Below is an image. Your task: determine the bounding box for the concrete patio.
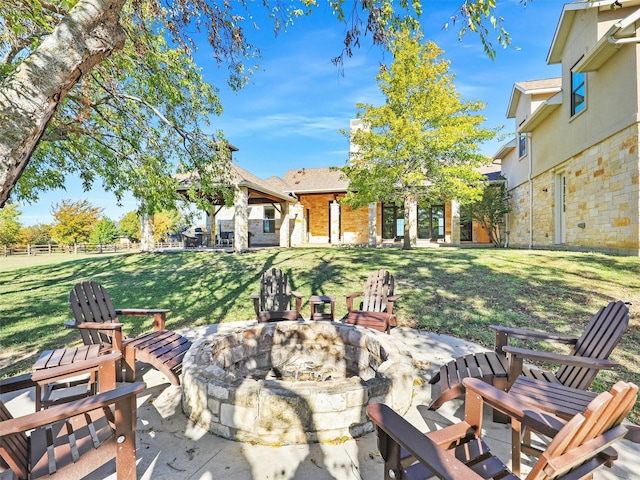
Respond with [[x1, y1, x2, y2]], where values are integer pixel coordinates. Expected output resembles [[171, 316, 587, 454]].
[[3, 322, 639, 479]]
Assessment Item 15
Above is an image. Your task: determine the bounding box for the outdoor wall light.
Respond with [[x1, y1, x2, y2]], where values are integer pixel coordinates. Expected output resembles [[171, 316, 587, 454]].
[[542, 188, 548, 193], [578, 222, 586, 229]]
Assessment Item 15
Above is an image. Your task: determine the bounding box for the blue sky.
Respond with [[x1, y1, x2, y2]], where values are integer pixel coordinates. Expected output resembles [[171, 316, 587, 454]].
[[17, 0, 563, 226]]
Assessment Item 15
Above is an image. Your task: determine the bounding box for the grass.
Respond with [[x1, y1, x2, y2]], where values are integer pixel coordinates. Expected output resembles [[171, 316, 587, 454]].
[[1, 246, 640, 422]]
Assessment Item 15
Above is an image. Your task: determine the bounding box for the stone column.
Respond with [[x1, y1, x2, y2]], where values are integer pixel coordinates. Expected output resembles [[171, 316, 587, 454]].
[[368, 202, 377, 246], [330, 201, 341, 244], [290, 204, 304, 246], [451, 199, 461, 245], [279, 201, 291, 247], [234, 186, 249, 252]]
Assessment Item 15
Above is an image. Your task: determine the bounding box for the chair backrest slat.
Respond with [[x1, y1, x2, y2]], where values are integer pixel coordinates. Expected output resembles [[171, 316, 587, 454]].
[[556, 301, 629, 390], [69, 281, 120, 347], [362, 269, 394, 312], [260, 268, 291, 312], [526, 381, 637, 480]]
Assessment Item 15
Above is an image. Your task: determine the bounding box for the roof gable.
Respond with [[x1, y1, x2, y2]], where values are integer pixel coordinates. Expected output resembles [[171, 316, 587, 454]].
[[548, 0, 640, 64]]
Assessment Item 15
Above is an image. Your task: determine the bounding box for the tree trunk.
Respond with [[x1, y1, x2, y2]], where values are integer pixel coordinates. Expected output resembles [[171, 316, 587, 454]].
[[0, 0, 126, 207], [403, 201, 412, 250], [140, 213, 155, 252]]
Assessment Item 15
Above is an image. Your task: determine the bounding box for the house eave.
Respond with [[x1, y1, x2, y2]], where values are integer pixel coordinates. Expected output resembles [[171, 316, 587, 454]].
[[492, 138, 517, 161], [507, 84, 562, 118], [574, 7, 640, 72], [284, 188, 349, 195], [548, 0, 640, 64], [237, 179, 296, 202]]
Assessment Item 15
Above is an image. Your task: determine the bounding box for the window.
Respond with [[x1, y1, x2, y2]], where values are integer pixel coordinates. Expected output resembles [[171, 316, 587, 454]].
[[571, 68, 585, 116], [382, 204, 404, 240], [459, 202, 473, 241], [417, 205, 445, 240], [263, 207, 275, 233], [518, 133, 527, 157]]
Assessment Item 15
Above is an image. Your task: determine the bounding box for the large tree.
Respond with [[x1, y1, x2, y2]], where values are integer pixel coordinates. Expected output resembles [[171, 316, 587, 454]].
[[0, 203, 22, 245], [50, 198, 102, 244], [89, 216, 119, 244], [340, 27, 498, 249], [0, 0, 510, 210]]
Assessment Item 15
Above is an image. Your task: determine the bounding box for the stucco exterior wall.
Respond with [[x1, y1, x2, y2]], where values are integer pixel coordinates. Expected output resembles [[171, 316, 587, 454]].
[[533, 8, 639, 176]]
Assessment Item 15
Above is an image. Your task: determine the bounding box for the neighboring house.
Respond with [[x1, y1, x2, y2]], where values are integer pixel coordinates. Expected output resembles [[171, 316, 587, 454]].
[[495, 0, 640, 255], [177, 159, 498, 251]]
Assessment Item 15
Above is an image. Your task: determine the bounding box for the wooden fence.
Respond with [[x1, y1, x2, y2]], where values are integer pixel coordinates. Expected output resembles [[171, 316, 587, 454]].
[[3, 243, 139, 256], [2, 240, 191, 256]]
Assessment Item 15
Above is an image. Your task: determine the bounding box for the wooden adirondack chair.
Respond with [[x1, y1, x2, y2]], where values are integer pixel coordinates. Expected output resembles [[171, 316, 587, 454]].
[[251, 268, 303, 322], [428, 300, 629, 412], [0, 355, 145, 480], [67, 280, 192, 386], [344, 269, 400, 334], [367, 377, 638, 480]]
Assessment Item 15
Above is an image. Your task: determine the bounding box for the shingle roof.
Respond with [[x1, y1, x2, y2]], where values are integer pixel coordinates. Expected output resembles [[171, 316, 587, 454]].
[[281, 167, 350, 193], [514, 78, 562, 93]]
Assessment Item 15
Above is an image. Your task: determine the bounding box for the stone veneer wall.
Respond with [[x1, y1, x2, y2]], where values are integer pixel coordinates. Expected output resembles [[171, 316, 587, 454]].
[[507, 124, 640, 254]]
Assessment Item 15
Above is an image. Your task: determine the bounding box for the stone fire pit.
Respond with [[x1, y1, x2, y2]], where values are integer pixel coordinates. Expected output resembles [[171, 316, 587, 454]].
[[181, 321, 414, 445]]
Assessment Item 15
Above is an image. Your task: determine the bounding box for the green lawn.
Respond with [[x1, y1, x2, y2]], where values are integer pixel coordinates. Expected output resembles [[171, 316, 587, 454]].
[[2, 247, 639, 422]]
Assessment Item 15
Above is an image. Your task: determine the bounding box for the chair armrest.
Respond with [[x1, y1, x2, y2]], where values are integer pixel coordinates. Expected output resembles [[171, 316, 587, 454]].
[[386, 295, 401, 315], [491, 325, 579, 354], [0, 381, 146, 436], [115, 308, 169, 316], [345, 292, 364, 312], [116, 308, 169, 331], [0, 373, 37, 394], [250, 293, 260, 300], [291, 291, 304, 299], [503, 346, 620, 371], [31, 352, 122, 383], [64, 321, 123, 331], [366, 403, 485, 480], [463, 378, 566, 438]]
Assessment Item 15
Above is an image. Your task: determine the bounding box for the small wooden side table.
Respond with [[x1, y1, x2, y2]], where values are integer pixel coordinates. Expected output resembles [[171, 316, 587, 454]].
[[32, 345, 118, 410], [309, 295, 336, 321]]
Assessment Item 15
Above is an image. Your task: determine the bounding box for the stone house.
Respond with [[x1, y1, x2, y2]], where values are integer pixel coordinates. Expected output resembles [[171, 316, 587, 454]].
[[178, 160, 497, 252], [494, 0, 640, 255]]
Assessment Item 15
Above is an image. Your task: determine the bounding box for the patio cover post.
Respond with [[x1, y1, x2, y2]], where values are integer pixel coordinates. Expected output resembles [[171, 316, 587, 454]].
[[279, 201, 291, 247], [330, 201, 341, 244], [290, 204, 304, 246], [234, 186, 249, 252]]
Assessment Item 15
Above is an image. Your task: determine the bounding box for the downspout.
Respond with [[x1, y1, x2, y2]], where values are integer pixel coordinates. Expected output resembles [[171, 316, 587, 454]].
[[607, 10, 640, 46], [504, 177, 509, 248], [527, 133, 533, 249], [608, 35, 640, 45]]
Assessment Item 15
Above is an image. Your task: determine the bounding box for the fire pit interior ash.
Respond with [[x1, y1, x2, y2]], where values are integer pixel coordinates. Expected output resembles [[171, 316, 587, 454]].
[[182, 321, 414, 445]]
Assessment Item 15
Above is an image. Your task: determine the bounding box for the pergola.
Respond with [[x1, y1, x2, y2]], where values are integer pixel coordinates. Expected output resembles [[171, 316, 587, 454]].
[[176, 162, 297, 252]]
